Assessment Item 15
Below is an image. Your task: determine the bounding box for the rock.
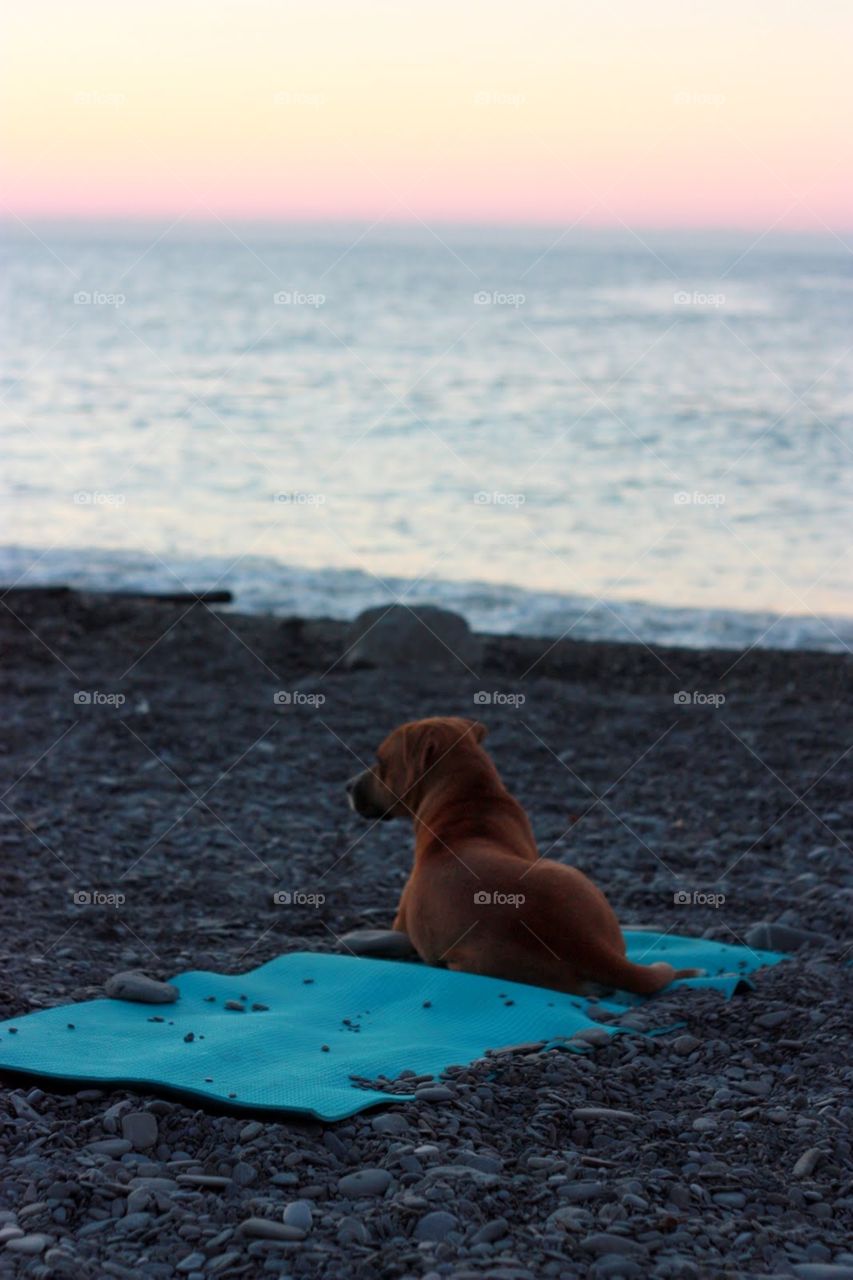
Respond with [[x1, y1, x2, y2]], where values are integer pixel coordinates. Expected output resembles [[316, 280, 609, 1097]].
[[713, 1191, 746, 1208], [0, 1227, 24, 1244], [755, 1010, 788, 1029], [176, 1253, 205, 1273], [338, 929, 419, 958], [454, 1151, 503, 1174], [341, 604, 483, 672], [744, 922, 829, 951], [371, 1112, 411, 1135], [282, 1201, 313, 1233], [9, 1093, 40, 1121], [573, 1027, 612, 1046], [572, 1107, 638, 1121], [591, 1258, 644, 1278], [121, 1111, 158, 1150], [177, 1175, 232, 1190], [224, 1000, 245, 1011], [208, 1252, 242, 1274], [792, 1268, 853, 1279], [420, 1165, 500, 1189], [471, 1218, 508, 1244], [337, 1168, 392, 1198], [415, 1085, 455, 1102], [580, 1233, 645, 1256], [105, 971, 179, 1004], [337, 1217, 368, 1245], [414, 1211, 458, 1242], [793, 1148, 824, 1178], [115, 1213, 153, 1233], [129, 1176, 179, 1191], [560, 1182, 611, 1203], [671, 1035, 701, 1056], [5, 1234, 52, 1255], [240, 1218, 306, 1242], [547, 1206, 588, 1230], [85, 1138, 133, 1156], [232, 1162, 257, 1186]]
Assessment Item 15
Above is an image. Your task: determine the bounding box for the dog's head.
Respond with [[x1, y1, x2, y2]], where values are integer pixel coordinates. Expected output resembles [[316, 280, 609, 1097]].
[[346, 716, 488, 821]]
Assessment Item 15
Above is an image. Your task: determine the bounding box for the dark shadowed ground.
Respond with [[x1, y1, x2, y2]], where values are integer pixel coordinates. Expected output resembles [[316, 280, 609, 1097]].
[[1, 589, 851, 1279]]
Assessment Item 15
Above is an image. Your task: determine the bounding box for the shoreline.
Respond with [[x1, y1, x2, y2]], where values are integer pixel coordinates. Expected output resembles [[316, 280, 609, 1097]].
[[3, 549, 851, 655]]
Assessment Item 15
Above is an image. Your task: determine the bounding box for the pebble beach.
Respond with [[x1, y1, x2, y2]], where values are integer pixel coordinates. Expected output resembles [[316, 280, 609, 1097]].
[[1, 588, 851, 1279]]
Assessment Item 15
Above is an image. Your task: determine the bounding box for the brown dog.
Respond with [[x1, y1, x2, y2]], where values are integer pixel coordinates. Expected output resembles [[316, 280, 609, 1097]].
[[346, 716, 700, 995]]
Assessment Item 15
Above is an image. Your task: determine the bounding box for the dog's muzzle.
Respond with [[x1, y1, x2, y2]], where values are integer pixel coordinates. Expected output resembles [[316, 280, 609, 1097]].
[[346, 770, 393, 820]]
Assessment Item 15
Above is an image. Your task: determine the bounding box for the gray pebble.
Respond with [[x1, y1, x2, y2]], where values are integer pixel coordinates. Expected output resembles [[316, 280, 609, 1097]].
[[5, 1234, 52, 1255], [85, 1138, 133, 1155], [105, 971, 179, 1004], [208, 1252, 242, 1274], [338, 928, 419, 958], [420, 1165, 500, 1188], [115, 1213, 152, 1233], [671, 1035, 701, 1056], [572, 1107, 638, 1121], [337, 1216, 367, 1245], [573, 1027, 612, 1046], [371, 1112, 410, 1135], [560, 1182, 610, 1203], [282, 1201, 313, 1233], [454, 1151, 503, 1174], [414, 1210, 457, 1242], [591, 1258, 644, 1279], [793, 1148, 824, 1178], [755, 1009, 788, 1029], [415, 1085, 455, 1102], [744, 922, 828, 951], [792, 1268, 853, 1279], [337, 1168, 392, 1197], [177, 1175, 232, 1190], [581, 1233, 645, 1256], [176, 1253, 205, 1273], [239, 1218, 306, 1241], [471, 1218, 508, 1244], [121, 1112, 158, 1150]]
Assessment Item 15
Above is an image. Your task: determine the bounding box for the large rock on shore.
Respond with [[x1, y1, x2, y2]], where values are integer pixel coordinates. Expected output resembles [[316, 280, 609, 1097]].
[[341, 604, 483, 672]]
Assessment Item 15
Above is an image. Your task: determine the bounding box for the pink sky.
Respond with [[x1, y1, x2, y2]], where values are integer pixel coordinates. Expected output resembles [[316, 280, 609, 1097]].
[[2, 1, 851, 229]]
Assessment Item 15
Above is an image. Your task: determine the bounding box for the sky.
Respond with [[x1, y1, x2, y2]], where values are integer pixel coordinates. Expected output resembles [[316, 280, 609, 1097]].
[[2, 0, 851, 228]]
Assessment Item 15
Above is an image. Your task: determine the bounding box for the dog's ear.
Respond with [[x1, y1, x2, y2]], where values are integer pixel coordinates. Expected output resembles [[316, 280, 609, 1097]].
[[413, 723, 445, 778], [463, 718, 487, 744]]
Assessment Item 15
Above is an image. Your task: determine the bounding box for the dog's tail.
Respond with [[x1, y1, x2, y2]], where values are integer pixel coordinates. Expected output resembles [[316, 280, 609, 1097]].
[[588, 949, 704, 995]]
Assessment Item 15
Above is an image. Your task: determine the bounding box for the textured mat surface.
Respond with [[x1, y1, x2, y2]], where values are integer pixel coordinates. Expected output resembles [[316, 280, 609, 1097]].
[[0, 933, 784, 1120]]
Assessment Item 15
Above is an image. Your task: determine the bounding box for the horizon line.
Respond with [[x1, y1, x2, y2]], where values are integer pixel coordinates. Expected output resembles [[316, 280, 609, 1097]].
[[3, 213, 852, 238]]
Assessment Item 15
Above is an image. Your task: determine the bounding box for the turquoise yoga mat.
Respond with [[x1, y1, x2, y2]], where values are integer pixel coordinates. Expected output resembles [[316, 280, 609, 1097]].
[[0, 932, 784, 1121]]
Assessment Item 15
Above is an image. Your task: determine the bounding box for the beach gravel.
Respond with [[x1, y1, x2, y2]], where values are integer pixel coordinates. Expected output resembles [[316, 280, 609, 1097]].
[[0, 590, 851, 1278]]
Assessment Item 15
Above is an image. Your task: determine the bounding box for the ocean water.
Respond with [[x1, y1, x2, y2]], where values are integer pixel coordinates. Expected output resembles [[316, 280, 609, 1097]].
[[2, 222, 851, 651]]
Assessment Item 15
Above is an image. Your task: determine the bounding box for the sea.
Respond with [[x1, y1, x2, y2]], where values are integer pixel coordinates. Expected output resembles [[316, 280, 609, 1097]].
[[2, 221, 851, 651]]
